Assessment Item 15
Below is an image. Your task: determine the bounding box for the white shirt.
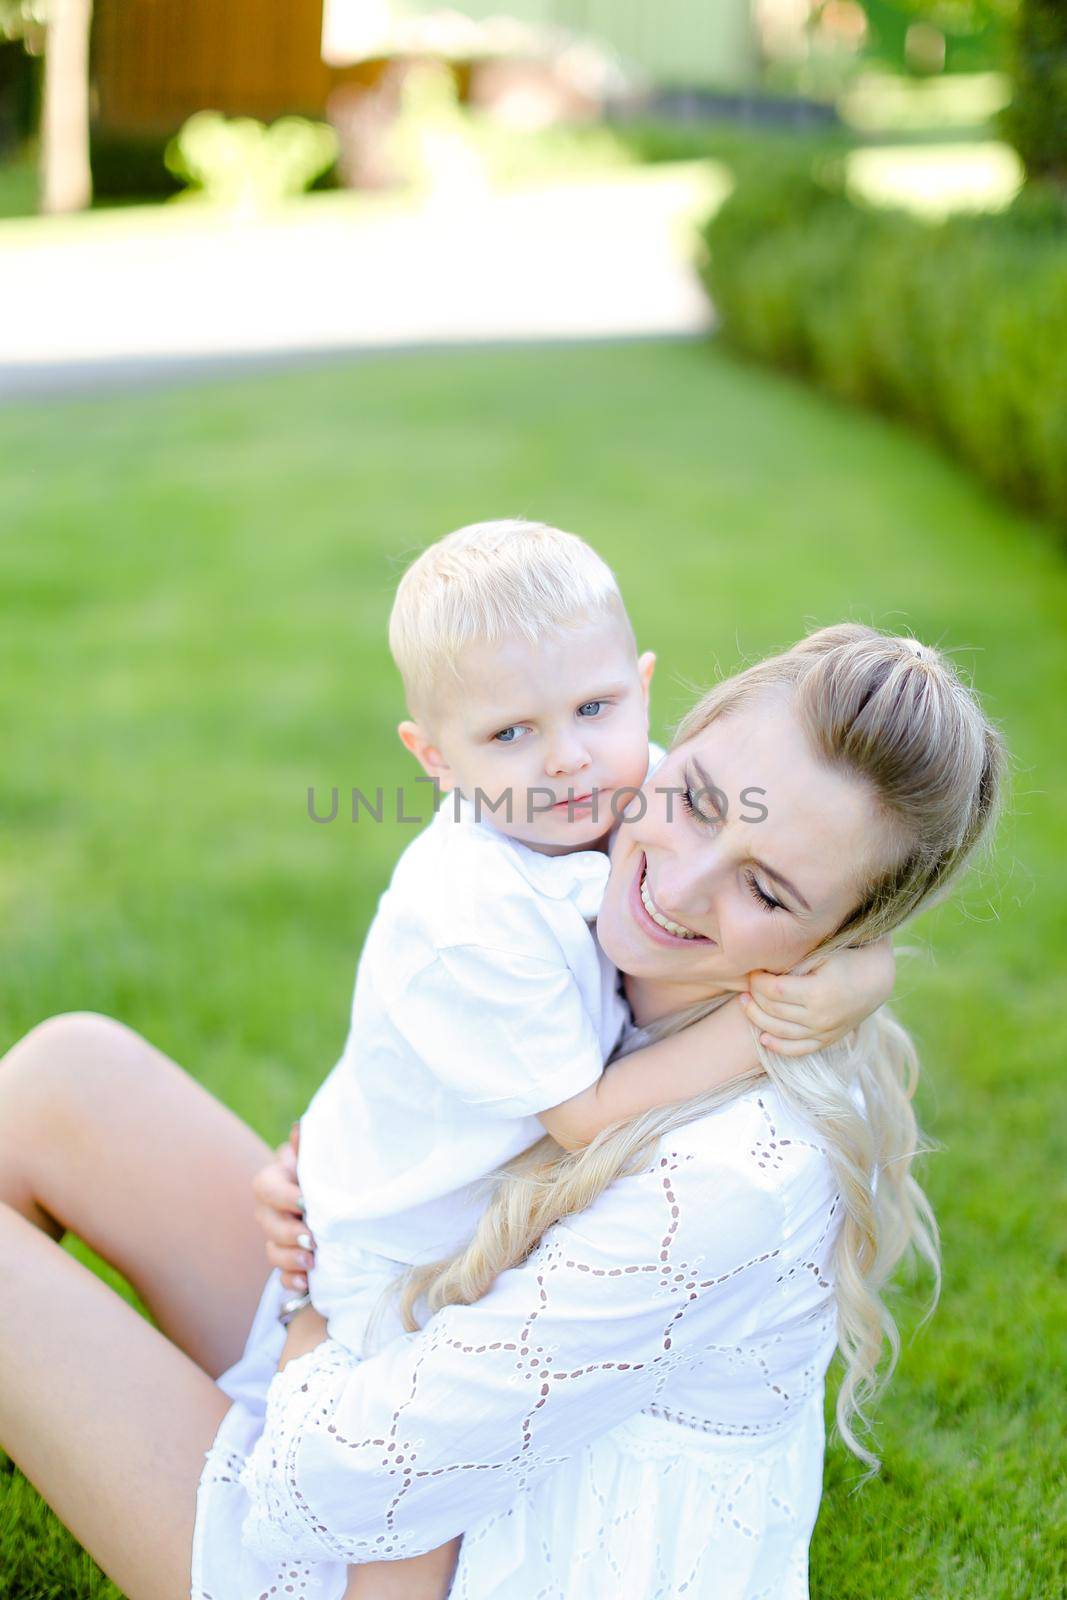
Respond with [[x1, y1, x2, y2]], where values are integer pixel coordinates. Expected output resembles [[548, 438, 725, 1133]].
[[298, 788, 632, 1331], [229, 1085, 841, 1600]]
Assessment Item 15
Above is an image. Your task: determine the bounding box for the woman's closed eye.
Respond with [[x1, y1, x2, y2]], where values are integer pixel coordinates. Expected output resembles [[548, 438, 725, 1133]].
[[745, 870, 785, 914], [680, 781, 786, 913], [680, 781, 721, 825]]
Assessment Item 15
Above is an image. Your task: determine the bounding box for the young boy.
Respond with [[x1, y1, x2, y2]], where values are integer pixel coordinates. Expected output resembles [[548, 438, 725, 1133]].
[[251, 520, 893, 1594]]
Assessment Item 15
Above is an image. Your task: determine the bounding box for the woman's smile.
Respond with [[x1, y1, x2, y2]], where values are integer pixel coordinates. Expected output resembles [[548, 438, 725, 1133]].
[[630, 853, 715, 947]]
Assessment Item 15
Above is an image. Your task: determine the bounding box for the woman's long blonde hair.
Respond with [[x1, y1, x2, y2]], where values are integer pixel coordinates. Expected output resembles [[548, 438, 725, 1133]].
[[397, 625, 1005, 1468]]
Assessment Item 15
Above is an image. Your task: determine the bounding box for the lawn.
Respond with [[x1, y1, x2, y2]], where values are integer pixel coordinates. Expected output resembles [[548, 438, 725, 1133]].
[[0, 146, 37, 218], [0, 340, 1064, 1598]]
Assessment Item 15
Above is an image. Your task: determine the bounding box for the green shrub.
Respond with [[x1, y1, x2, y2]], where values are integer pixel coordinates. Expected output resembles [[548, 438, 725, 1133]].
[[1001, 0, 1067, 182], [164, 112, 339, 209], [90, 131, 182, 202], [617, 117, 847, 181], [702, 163, 1067, 525]]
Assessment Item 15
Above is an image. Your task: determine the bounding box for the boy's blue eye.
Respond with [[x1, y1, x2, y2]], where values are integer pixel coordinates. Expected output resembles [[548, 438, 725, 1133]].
[[577, 701, 603, 717], [492, 726, 527, 744]]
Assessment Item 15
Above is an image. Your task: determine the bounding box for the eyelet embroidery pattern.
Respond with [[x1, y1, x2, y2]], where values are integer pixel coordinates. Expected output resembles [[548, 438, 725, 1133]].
[[194, 1430, 337, 1600], [447, 1410, 815, 1599], [777, 1192, 840, 1296], [749, 1095, 823, 1176], [196, 1088, 841, 1599]]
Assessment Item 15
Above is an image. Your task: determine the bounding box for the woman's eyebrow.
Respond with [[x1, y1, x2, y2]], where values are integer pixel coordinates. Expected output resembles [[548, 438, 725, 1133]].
[[752, 860, 812, 913], [690, 758, 727, 816]]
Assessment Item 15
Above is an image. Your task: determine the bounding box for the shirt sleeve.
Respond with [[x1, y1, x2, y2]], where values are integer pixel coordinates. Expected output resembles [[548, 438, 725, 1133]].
[[389, 944, 607, 1118], [239, 1139, 789, 1564]]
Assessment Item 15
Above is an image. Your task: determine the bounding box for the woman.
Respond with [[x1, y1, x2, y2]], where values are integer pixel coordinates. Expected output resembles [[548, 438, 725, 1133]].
[[0, 625, 1002, 1600]]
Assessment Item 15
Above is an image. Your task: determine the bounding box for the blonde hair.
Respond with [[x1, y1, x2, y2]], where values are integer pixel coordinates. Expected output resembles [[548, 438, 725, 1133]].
[[397, 624, 1006, 1469], [388, 519, 633, 722]]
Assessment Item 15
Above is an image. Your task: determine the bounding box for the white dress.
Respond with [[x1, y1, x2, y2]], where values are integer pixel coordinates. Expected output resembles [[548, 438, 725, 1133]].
[[191, 1085, 842, 1600]]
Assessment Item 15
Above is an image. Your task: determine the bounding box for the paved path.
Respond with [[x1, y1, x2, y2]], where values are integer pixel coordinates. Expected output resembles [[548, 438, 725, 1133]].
[[0, 163, 723, 398]]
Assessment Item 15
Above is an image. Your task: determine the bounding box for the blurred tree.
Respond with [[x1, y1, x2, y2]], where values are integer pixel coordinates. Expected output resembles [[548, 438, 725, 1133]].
[[0, 2, 41, 151], [0, 2, 41, 35], [1001, 0, 1067, 181], [40, 0, 91, 210], [0, 0, 91, 211], [849, 0, 1015, 74], [756, 1, 1016, 88], [0, 2, 45, 50]]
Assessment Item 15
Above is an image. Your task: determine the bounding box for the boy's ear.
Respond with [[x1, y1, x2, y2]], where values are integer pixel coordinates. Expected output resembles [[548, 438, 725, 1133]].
[[637, 650, 656, 707], [397, 721, 455, 790]]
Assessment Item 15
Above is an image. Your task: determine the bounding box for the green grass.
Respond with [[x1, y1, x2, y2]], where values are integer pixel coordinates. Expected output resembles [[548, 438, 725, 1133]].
[[0, 146, 38, 218], [0, 341, 1064, 1597]]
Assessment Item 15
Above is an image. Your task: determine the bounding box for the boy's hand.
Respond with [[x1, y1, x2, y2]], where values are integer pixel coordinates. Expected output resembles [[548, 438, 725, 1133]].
[[738, 936, 895, 1057], [252, 1122, 317, 1292]]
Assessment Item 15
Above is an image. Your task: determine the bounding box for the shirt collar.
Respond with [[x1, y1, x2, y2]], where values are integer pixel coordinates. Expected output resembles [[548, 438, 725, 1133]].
[[502, 838, 611, 922], [453, 793, 610, 921], [449, 743, 667, 923]]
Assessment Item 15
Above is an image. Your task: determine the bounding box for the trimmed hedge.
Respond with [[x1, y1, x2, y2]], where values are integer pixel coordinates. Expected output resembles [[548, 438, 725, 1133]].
[[1002, 0, 1067, 181], [701, 162, 1067, 525]]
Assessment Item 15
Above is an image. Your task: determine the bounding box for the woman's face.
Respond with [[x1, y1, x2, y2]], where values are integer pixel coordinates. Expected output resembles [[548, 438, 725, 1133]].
[[597, 690, 893, 1016]]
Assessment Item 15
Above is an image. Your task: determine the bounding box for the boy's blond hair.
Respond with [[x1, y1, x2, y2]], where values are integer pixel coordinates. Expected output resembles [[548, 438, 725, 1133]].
[[388, 519, 633, 723]]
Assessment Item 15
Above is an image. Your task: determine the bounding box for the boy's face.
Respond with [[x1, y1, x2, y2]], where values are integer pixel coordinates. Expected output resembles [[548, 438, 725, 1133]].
[[399, 613, 656, 855]]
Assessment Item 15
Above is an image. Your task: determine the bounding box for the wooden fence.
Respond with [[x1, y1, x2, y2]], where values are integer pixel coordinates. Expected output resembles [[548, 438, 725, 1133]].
[[92, 0, 759, 138], [93, 0, 332, 135]]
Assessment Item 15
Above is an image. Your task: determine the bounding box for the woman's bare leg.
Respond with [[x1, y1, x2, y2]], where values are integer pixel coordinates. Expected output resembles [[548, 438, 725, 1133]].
[[0, 1010, 286, 1597], [0, 1199, 232, 1600], [0, 1011, 274, 1374]]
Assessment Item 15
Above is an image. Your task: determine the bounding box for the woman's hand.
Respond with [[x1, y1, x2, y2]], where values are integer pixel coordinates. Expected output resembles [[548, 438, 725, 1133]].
[[252, 1123, 316, 1292]]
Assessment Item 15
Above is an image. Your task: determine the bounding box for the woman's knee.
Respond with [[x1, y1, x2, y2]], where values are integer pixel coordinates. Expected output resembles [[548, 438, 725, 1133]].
[[9, 1010, 120, 1057], [1, 1011, 156, 1124], [0, 1012, 176, 1238]]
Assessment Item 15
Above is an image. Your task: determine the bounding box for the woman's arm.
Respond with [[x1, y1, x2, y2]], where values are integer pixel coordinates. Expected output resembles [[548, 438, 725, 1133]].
[[538, 996, 757, 1150], [241, 1116, 794, 1565]]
